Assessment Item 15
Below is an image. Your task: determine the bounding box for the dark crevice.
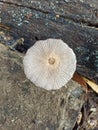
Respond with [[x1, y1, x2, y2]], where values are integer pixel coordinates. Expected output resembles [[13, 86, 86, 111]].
[[60, 14, 98, 29], [0, 0, 98, 29], [0, 0, 49, 14], [34, 36, 39, 41], [87, 23, 98, 28], [60, 98, 65, 107]]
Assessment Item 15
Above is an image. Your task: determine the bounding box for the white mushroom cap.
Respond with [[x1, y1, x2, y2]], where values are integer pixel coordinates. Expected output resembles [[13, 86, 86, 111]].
[[23, 39, 77, 90]]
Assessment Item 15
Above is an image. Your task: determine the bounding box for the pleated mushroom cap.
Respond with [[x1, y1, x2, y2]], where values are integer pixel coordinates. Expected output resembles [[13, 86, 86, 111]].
[[23, 39, 77, 90]]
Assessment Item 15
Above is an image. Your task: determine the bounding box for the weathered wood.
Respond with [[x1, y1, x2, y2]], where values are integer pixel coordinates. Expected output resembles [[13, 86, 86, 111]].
[[0, 0, 98, 83], [1, 0, 98, 25]]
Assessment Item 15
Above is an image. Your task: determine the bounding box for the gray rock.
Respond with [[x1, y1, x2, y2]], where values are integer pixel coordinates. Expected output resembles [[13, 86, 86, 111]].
[[0, 44, 85, 130]]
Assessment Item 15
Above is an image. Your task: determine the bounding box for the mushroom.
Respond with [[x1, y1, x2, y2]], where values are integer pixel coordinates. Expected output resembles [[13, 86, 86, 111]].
[[23, 39, 77, 90]]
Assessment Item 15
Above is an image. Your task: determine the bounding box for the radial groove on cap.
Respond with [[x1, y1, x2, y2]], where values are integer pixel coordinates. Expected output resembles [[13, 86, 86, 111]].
[[23, 39, 77, 90]]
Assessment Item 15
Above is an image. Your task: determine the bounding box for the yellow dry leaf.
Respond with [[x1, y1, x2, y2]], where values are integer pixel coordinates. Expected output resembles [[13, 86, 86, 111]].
[[0, 24, 11, 30], [82, 77, 98, 94]]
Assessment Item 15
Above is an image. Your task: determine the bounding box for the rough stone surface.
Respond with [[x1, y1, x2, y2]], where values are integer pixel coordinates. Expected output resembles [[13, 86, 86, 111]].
[[0, 44, 85, 130]]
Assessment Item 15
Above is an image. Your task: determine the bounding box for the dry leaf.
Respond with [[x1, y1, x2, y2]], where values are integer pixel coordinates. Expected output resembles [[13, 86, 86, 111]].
[[72, 72, 88, 91], [77, 112, 82, 125], [82, 77, 98, 94]]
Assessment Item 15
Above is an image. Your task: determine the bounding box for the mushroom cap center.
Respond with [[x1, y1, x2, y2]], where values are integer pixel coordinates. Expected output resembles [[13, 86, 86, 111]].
[[48, 57, 55, 65]]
